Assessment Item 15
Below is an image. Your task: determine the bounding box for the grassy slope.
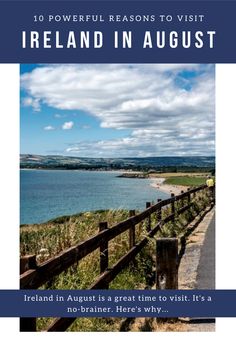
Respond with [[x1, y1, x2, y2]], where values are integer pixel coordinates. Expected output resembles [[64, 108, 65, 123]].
[[20, 190, 210, 331], [20, 209, 154, 290], [21, 209, 155, 331]]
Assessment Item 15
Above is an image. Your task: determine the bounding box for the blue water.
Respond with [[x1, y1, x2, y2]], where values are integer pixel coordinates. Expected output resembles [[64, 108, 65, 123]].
[[20, 170, 169, 225]]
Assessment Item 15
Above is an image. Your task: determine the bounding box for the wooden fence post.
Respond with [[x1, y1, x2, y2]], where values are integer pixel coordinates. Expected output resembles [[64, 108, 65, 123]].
[[181, 191, 184, 207], [20, 255, 37, 332], [99, 222, 109, 274], [20, 318, 37, 332], [129, 210, 136, 248], [187, 188, 191, 204], [170, 193, 176, 237], [20, 255, 37, 275], [156, 238, 178, 289], [146, 202, 151, 232], [156, 199, 162, 223], [171, 193, 175, 219]]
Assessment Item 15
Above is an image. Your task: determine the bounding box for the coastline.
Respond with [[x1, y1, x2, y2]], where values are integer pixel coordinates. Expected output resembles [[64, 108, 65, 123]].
[[149, 177, 188, 196]]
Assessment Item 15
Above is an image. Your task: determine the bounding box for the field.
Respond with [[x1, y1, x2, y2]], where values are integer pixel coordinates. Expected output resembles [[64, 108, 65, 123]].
[[164, 176, 207, 186]]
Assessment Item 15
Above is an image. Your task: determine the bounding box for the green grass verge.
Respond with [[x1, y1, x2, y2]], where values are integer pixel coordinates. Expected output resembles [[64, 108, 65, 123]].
[[164, 176, 207, 186]]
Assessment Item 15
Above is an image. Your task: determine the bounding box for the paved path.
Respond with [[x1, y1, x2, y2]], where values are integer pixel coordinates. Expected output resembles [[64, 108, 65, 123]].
[[196, 213, 215, 289], [186, 212, 216, 331], [126, 210, 216, 332]]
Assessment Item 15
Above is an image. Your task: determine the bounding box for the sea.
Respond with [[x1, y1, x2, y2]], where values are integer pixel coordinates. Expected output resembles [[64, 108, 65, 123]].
[[20, 169, 169, 225]]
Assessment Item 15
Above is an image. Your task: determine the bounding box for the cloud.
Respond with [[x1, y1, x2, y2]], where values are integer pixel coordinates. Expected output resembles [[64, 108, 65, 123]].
[[54, 113, 67, 118], [21, 64, 215, 156], [22, 96, 41, 112], [66, 132, 215, 158], [44, 125, 55, 131], [62, 121, 74, 130]]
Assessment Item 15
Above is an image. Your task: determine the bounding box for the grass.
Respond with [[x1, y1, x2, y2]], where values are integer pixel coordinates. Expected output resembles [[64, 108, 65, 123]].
[[20, 189, 211, 331], [164, 176, 207, 186], [149, 172, 208, 178], [21, 210, 128, 260]]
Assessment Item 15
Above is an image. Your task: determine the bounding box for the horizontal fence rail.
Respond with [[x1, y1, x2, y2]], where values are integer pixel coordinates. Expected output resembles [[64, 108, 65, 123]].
[[20, 184, 211, 332]]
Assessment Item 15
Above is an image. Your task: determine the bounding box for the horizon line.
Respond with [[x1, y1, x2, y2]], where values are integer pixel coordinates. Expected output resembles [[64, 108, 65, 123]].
[[20, 153, 216, 159]]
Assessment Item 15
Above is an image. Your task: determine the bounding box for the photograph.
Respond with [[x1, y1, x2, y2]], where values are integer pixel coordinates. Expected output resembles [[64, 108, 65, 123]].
[[20, 63, 215, 332]]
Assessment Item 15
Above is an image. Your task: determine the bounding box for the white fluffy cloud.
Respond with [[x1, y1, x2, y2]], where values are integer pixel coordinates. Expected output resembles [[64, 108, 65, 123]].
[[44, 125, 55, 131], [21, 64, 215, 156], [22, 96, 41, 112], [62, 121, 74, 130]]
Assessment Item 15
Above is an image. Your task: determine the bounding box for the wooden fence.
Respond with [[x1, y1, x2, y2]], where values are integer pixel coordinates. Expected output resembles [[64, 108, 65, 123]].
[[20, 184, 211, 332]]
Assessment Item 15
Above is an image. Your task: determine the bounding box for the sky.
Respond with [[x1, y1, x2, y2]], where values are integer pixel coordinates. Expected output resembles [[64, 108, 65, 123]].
[[20, 63, 215, 157]]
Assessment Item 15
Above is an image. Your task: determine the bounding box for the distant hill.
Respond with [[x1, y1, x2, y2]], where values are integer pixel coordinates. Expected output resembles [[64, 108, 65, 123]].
[[20, 154, 215, 173]]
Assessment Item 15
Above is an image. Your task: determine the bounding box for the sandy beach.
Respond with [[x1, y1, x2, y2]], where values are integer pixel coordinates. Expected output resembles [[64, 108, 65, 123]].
[[150, 178, 188, 196]]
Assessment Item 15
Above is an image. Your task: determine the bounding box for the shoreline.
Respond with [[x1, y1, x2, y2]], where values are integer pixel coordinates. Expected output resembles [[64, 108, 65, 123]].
[[149, 177, 188, 195]]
